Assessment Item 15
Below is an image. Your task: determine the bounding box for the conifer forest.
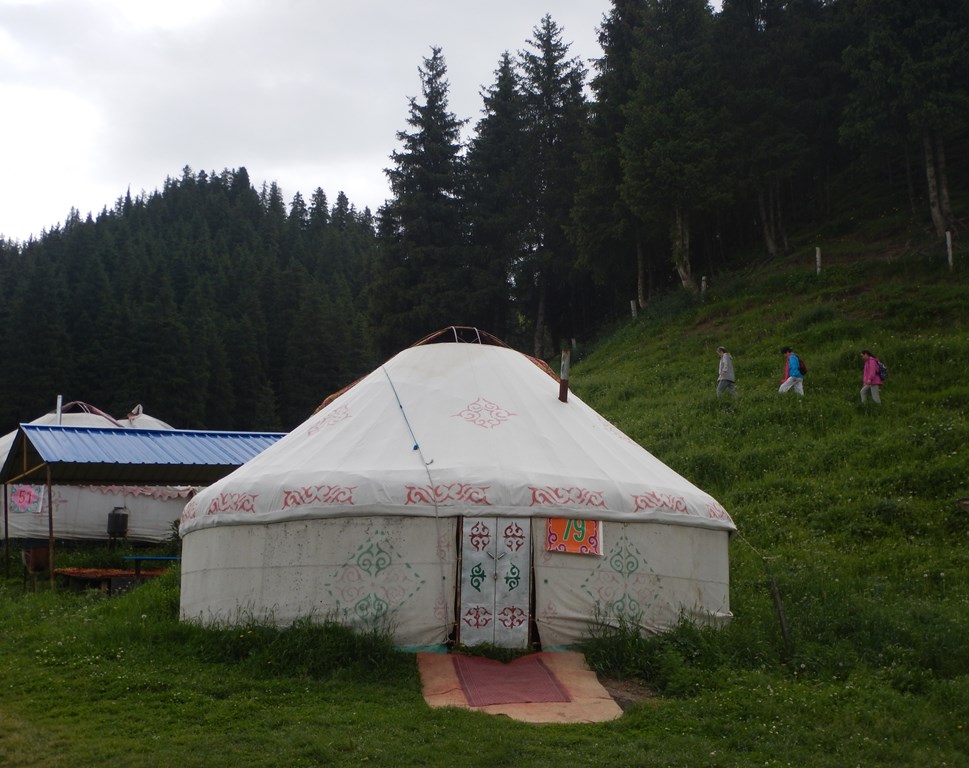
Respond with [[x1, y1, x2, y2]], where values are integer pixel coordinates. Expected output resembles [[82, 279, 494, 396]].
[[1, 0, 966, 433]]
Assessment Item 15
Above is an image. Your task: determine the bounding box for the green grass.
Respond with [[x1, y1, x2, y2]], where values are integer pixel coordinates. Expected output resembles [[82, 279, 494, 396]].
[[2, 232, 968, 766]]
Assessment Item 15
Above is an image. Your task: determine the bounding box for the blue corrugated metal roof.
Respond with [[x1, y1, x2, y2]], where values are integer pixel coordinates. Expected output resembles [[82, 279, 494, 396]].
[[1, 424, 286, 486]]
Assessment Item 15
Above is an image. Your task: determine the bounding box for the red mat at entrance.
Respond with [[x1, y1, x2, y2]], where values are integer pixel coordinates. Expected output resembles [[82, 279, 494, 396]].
[[451, 654, 572, 707]]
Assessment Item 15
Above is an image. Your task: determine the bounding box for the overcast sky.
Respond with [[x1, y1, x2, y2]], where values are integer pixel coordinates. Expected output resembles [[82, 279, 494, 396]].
[[0, 0, 627, 242]]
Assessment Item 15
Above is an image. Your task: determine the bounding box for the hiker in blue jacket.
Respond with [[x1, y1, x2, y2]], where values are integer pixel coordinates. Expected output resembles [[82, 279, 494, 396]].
[[778, 346, 804, 396]]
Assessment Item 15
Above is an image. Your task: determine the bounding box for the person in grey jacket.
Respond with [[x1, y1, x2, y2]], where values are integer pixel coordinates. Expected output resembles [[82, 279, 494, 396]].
[[717, 346, 737, 398]]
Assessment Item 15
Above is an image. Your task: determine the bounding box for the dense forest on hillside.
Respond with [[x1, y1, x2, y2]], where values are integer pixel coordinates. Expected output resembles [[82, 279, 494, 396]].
[[1, 0, 966, 434], [0, 173, 375, 432]]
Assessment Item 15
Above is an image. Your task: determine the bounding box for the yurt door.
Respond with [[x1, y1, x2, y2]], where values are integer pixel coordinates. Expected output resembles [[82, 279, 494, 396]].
[[458, 517, 531, 648]]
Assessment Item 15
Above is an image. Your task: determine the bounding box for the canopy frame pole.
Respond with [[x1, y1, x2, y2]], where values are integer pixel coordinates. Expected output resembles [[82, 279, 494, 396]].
[[4, 462, 49, 485], [3, 483, 8, 578], [46, 465, 55, 589]]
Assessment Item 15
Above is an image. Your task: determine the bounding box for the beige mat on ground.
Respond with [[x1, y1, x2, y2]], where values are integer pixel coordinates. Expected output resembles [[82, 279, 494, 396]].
[[417, 651, 623, 724]]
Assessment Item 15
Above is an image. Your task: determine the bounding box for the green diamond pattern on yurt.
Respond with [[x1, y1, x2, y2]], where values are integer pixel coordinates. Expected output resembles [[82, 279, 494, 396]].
[[326, 530, 427, 627], [582, 533, 658, 620]]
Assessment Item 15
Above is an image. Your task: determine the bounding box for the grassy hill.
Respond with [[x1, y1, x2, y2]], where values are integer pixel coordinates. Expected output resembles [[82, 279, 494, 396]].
[[1, 225, 967, 766], [567, 225, 969, 760], [571, 226, 968, 672]]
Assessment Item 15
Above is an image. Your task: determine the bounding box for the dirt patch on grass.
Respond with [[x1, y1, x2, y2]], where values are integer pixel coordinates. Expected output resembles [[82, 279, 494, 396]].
[[599, 677, 657, 710]]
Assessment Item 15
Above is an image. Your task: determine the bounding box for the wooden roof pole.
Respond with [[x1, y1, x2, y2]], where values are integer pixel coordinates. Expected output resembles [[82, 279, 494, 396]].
[[558, 350, 570, 403]]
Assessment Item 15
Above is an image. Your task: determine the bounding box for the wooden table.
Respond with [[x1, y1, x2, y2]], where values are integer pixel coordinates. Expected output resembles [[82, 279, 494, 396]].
[[54, 567, 146, 594]]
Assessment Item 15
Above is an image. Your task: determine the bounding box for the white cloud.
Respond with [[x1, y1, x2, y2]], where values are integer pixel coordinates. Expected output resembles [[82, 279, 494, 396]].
[[1, 0, 614, 241]]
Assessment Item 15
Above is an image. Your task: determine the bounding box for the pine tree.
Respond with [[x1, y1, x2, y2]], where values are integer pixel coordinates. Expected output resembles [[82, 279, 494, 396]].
[[572, 0, 656, 311], [371, 47, 469, 356], [620, 0, 723, 292], [517, 15, 588, 357], [309, 188, 330, 229], [465, 52, 530, 340], [841, 0, 969, 237]]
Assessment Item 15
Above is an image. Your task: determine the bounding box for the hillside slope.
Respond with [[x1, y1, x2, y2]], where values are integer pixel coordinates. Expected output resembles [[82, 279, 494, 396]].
[[570, 230, 968, 700]]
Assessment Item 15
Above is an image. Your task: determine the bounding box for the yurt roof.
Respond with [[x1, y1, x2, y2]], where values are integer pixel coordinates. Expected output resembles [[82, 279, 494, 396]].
[[0, 401, 174, 459], [181, 334, 734, 535]]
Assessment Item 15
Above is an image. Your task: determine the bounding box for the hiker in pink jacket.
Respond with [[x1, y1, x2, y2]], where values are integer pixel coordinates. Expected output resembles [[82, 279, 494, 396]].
[[860, 349, 883, 404]]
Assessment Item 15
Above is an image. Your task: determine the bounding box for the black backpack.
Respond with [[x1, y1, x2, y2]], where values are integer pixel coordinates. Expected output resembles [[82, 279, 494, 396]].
[[797, 355, 807, 376], [876, 359, 888, 380]]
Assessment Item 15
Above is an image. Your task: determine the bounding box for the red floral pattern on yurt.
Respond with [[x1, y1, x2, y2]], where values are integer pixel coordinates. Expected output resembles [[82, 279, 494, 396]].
[[405, 483, 492, 506], [282, 485, 356, 509], [454, 398, 515, 429]]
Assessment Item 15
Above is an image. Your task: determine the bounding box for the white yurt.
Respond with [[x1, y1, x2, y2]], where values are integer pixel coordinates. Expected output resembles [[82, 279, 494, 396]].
[[1, 401, 193, 542], [179, 329, 735, 650]]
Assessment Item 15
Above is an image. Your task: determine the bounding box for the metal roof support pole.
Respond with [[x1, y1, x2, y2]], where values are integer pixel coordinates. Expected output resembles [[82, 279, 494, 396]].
[[46, 465, 55, 590], [3, 483, 8, 578]]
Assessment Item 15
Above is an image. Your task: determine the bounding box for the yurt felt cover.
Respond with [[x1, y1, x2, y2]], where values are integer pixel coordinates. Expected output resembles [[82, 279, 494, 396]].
[[179, 341, 735, 646], [180, 343, 735, 531]]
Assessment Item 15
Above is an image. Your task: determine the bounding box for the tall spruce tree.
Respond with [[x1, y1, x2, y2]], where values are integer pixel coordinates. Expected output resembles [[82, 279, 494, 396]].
[[572, 0, 656, 311], [841, 0, 969, 237], [370, 47, 468, 356], [517, 15, 588, 357], [309, 188, 330, 229], [716, 0, 843, 258], [620, 0, 723, 292], [464, 52, 530, 341]]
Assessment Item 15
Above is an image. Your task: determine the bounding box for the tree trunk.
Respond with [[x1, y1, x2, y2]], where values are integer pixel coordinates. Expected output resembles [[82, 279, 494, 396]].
[[935, 132, 954, 232], [533, 271, 547, 359], [671, 206, 697, 293], [905, 142, 917, 216], [758, 188, 778, 258], [817, 164, 829, 220], [923, 130, 946, 238], [636, 230, 647, 309], [774, 180, 789, 255]]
